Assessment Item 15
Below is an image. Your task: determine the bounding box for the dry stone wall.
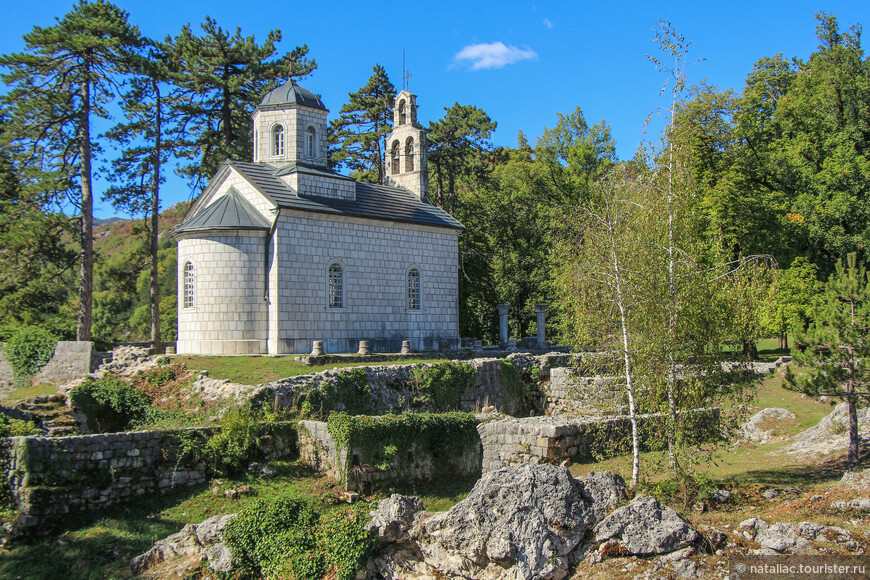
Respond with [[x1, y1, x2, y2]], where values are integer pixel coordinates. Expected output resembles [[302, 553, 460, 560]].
[[478, 408, 721, 474], [2, 424, 296, 532], [545, 368, 627, 416], [297, 419, 481, 492]]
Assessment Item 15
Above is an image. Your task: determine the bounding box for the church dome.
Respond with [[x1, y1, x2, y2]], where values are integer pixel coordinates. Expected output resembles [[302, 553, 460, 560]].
[[259, 79, 326, 110]]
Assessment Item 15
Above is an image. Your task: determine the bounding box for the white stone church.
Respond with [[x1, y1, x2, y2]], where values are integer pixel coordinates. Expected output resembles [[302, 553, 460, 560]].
[[174, 80, 463, 355]]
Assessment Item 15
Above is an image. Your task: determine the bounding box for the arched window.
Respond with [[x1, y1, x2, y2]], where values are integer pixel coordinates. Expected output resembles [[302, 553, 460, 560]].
[[328, 263, 343, 308], [307, 126, 316, 157], [391, 140, 400, 175], [398, 100, 406, 125], [408, 268, 421, 310], [405, 137, 415, 172], [183, 261, 195, 309], [272, 124, 284, 157]]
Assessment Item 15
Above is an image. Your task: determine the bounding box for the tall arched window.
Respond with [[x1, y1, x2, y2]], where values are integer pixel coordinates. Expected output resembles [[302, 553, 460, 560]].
[[408, 268, 421, 310], [398, 100, 406, 125], [405, 137, 415, 172], [328, 263, 343, 308], [391, 140, 400, 175], [272, 124, 284, 157], [183, 261, 195, 309], [307, 126, 316, 157]]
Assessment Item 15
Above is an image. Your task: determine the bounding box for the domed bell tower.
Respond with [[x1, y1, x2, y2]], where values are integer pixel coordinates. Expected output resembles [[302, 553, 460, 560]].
[[385, 90, 428, 201]]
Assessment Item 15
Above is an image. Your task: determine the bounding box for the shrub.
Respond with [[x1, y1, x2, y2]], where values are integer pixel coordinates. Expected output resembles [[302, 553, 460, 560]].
[[0, 415, 42, 437], [333, 368, 372, 414], [412, 361, 477, 411], [223, 497, 322, 579], [319, 504, 375, 580], [5, 326, 57, 387], [68, 376, 152, 433]]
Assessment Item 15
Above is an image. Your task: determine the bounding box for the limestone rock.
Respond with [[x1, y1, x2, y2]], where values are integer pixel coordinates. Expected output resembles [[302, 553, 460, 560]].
[[832, 498, 870, 512], [592, 494, 698, 556], [131, 513, 237, 577], [368, 494, 425, 543], [755, 522, 811, 553], [740, 408, 796, 443], [408, 464, 626, 580], [841, 468, 870, 491], [788, 402, 870, 456]]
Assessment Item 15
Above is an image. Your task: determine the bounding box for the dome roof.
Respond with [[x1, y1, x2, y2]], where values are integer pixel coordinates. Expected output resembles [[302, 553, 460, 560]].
[[259, 79, 326, 110]]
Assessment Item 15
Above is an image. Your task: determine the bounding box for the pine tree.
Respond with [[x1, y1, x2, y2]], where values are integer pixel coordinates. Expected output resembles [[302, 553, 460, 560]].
[[105, 39, 183, 353], [169, 17, 316, 189], [328, 64, 395, 183], [0, 0, 141, 341], [785, 253, 870, 466]]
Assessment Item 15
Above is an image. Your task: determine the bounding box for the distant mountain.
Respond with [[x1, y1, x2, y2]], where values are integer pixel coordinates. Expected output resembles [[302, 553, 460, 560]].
[[93, 201, 191, 257], [93, 217, 125, 227]]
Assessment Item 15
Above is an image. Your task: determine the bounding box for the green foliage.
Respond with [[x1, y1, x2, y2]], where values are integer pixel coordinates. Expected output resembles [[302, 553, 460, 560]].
[[411, 361, 477, 411], [222, 498, 373, 580], [785, 253, 870, 465], [5, 326, 56, 386], [223, 497, 321, 579], [328, 64, 395, 183], [333, 368, 372, 415], [319, 504, 376, 580], [0, 414, 42, 437], [206, 404, 273, 475], [68, 376, 152, 433], [326, 412, 479, 480], [499, 360, 536, 415]]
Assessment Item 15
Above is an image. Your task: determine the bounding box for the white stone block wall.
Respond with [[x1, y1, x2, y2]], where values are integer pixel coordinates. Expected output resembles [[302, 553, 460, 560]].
[[252, 107, 328, 168], [297, 172, 355, 201], [177, 231, 269, 355], [202, 169, 277, 222], [273, 212, 460, 354]]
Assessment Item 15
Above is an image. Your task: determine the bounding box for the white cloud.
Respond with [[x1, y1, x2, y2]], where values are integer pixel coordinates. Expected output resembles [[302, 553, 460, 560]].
[[543, 17, 553, 29], [452, 42, 538, 71]]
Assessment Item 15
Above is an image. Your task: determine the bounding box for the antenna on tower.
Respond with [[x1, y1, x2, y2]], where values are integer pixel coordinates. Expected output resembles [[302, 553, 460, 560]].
[[402, 50, 412, 91]]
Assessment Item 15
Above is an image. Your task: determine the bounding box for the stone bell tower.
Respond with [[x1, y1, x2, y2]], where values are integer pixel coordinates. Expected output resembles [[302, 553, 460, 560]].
[[385, 90, 428, 201]]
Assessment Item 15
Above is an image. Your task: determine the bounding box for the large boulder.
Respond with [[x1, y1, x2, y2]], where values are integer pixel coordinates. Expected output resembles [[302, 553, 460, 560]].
[[369, 464, 627, 580], [740, 408, 796, 443], [788, 402, 870, 456], [592, 494, 699, 556], [368, 494, 425, 542], [130, 513, 237, 578]]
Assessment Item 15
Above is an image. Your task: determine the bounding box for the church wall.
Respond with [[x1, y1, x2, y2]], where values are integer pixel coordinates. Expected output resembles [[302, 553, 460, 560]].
[[273, 212, 460, 354], [297, 172, 355, 201], [176, 231, 269, 355], [202, 169, 276, 223], [253, 107, 328, 168]]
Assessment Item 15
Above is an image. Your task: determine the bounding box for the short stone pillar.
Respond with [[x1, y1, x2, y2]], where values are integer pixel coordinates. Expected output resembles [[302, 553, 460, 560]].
[[357, 340, 371, 355], [536, 303, 548, 348], [311, 340, 324, 356], [164, 346, 176, 355], [400, 340, 412, 354], [497, 304, 510, 347]]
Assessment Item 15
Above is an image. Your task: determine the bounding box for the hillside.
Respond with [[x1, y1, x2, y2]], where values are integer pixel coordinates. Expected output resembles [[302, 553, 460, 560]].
[[93, 200, 191, 258]]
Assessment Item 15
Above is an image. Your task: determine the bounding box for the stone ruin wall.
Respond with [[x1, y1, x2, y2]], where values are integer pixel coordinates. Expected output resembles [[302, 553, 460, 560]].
[[0, 341, 96, 390], [2, 424, 297, 532], [297, 420, 481, 492], [545, 367, 627, 416]]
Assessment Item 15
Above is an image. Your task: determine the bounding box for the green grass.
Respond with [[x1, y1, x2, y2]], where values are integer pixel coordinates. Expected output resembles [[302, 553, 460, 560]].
[[0, 383, 57, 403], [170, 355, 449, 384]]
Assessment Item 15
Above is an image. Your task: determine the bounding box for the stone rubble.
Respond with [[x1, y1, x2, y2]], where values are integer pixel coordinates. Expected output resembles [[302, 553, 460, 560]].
[[130, 513, 237, 578]]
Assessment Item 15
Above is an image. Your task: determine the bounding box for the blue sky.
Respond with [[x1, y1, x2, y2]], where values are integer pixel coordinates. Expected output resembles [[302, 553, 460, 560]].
[[2, 0, 869, 217]]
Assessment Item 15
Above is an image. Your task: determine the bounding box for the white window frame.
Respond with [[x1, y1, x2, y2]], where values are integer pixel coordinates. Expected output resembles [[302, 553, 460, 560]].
[[183, 261, 196, 309], [407, 266, 422, 312], [328, 261, 344, 309], [272, 123, 285, 157]]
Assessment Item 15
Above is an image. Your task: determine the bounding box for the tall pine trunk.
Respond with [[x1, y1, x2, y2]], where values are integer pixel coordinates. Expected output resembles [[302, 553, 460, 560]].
[[77, 66, 93, 342], [150, 79, 162, 353]]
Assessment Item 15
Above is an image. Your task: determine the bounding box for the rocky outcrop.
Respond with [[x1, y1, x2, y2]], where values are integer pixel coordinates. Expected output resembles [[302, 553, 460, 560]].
[[592, 494, 699, 556], [740, 408, 796, 443], [841, 468, 870, 491], [130, 513, 237, 578], [788, 402, 870, 456], [738, 517, 860, 554], [368, 464, 631, 580]]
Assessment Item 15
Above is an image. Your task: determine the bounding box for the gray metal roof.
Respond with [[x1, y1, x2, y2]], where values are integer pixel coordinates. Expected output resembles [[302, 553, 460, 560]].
[[259, 80, 327, 111], [227, 160, 464, 231], [175, 187, 271, 234]]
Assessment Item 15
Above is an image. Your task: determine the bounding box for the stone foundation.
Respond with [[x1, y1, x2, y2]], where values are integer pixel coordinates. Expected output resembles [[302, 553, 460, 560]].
[[1, 423, 297, 532]]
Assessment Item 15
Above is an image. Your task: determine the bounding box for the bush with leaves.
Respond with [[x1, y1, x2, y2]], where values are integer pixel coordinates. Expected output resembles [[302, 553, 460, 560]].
[[68, 376, 152, 433], [206, 404, 270, 475], [0, 414, 42, 437], [320, 503, 376, 580], [412, 361, 477, 411], [5, 326, 57, 387]]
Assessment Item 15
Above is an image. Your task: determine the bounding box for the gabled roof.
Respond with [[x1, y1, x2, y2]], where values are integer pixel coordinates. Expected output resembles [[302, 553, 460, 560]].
[[175, 187, 271, 235], [225, 160, 463, 231]]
